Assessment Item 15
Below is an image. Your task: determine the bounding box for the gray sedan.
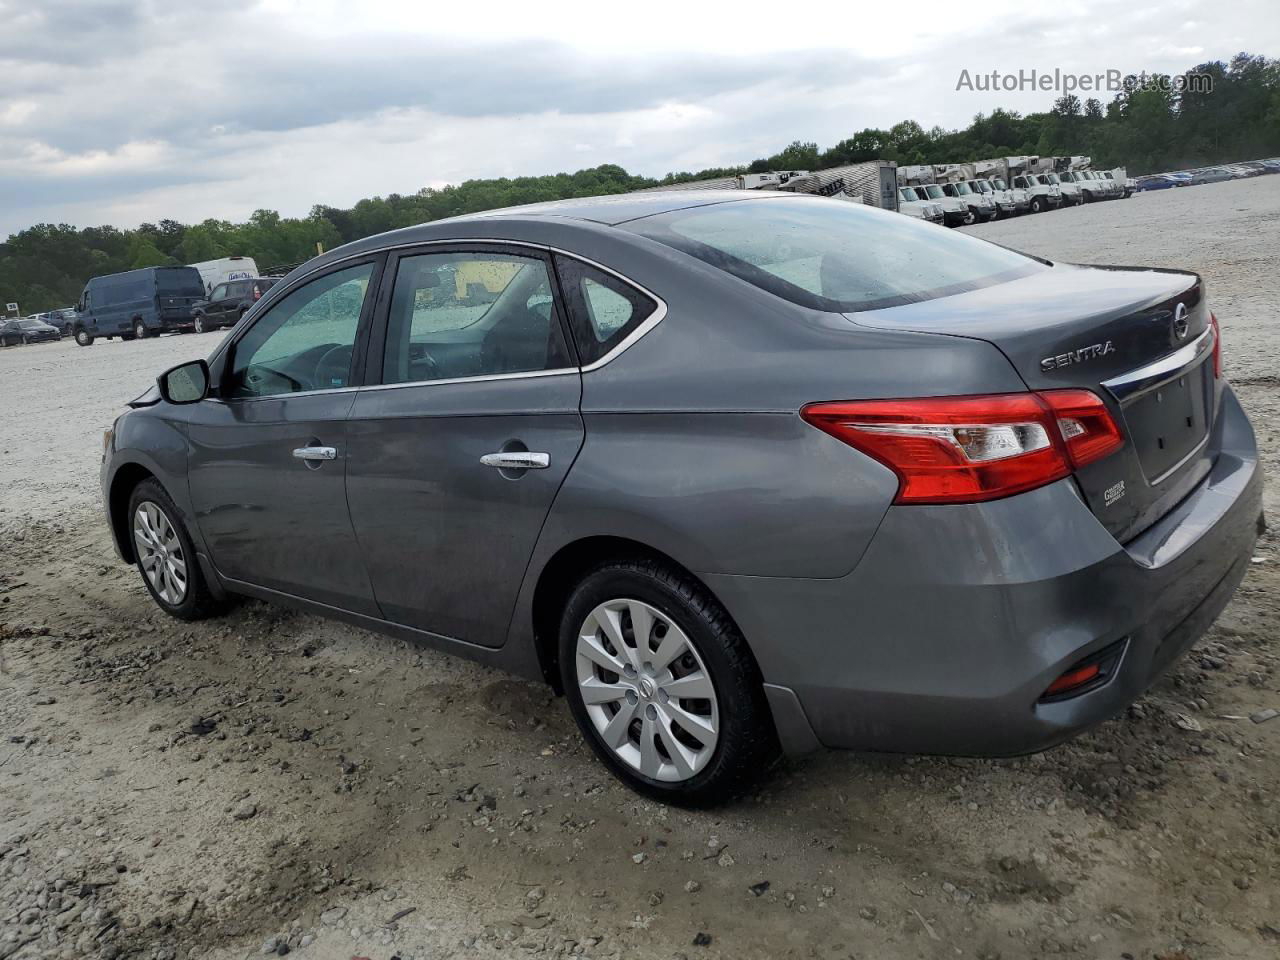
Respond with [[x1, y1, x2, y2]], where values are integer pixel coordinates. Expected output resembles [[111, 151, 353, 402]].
[[101, 192, 1262, 804]]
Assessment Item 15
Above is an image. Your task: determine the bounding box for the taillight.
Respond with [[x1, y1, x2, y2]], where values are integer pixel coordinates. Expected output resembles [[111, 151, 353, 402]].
[[1210, 312, 1222, 379], [801, 390, 1124, 505]]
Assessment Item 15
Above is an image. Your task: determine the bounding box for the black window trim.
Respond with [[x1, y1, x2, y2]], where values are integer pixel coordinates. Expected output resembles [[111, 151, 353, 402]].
[[552, 254, 663, 370], [211, 252, 387, 404], [204, 239, 667, 396]]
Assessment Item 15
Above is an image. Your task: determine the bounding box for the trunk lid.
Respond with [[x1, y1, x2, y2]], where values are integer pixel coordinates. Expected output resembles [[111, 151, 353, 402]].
[[847, 263, 1219, 542]]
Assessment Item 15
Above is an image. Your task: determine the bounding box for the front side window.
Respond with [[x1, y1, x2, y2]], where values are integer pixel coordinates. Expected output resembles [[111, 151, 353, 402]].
[[555, 257, 659, 365], [624, 196, 1044, 312], [227, 262, 374, 399], [381, 252, 571, 385], [210, 284, 228, 301]]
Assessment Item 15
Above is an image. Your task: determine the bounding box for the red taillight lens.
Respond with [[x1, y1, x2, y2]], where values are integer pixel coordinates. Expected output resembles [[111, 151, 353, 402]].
[[801, 390, 1124, 505], [1210, 312, 1222, 379], [1040, 389, 1125, 468]]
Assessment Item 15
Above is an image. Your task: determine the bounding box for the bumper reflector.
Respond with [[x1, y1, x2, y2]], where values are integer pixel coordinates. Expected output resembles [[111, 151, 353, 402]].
[[1043, 662, 1101, 698], [1038, 639, 1127, 703]]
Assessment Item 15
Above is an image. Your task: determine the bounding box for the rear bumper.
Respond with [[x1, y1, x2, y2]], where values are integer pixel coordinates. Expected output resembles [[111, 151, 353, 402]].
[[706, 388, 1262, 757]]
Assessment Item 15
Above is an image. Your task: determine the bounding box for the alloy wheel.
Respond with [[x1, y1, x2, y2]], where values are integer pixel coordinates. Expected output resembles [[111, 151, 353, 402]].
[[132, 501, 188, 605], [575, 598, 719, 783]]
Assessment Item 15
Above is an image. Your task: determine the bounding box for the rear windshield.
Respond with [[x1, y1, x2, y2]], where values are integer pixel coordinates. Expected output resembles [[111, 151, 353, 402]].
[[155, 268, 205, 295], [623, 196, 1044, 312]]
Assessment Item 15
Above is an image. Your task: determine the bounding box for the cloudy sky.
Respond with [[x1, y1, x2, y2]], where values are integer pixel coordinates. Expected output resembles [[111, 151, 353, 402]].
[[1, 0, 1276, 235]]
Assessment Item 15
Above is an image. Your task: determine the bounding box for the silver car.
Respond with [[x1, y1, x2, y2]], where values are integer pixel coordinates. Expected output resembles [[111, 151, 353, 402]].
[[102, 193, 1263, 805]]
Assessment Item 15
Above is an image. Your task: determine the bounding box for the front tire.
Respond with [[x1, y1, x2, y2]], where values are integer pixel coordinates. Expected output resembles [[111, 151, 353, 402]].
[[134, 320, 148, 340], [127, 479, 226, 621], [559, 558, 779, 806], [193, 314, 206, 334], [1030, 196, 1045, 214]]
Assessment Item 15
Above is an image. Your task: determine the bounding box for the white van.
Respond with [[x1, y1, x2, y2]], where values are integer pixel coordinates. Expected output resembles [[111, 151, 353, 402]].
[[188, 256, 259, 295]]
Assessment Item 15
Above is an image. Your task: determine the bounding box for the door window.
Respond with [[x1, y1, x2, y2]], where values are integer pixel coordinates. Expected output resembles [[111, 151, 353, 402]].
[[226, 262, 375, 399], [381, 252, 571, 384], [554, 257, 658, 365], [210, 284, 228, 301]]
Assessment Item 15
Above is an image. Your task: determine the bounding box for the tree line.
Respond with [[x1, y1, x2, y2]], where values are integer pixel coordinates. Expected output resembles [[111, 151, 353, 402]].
[[3, 53, 1277, 314]]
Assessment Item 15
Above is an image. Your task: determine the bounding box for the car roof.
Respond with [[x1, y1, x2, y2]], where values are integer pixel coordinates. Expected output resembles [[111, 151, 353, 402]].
[[439, 190, 772, 227]]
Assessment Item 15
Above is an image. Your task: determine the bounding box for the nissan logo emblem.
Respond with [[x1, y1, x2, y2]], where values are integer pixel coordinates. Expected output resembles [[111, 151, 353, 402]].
[[1173, 303, 1190, 341]]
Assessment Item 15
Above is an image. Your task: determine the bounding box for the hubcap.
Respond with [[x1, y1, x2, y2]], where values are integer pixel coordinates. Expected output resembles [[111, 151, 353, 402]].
[[132, 501, 187, 605], [575, 599, 719, 783]]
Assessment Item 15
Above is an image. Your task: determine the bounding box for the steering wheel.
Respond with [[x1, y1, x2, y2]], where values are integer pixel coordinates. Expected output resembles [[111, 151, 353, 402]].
[[314, 344, 354, 390]]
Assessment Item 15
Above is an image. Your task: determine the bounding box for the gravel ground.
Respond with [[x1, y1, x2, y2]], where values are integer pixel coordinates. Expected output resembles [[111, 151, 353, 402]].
[[1, 177, 1277, 960]]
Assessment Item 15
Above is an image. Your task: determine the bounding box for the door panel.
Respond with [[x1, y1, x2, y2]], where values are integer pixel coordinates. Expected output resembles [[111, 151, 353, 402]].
[[345, 245, 584, 646], [346, 376, 583, 644], [186, 393, 379, 614], [186, 257, 383, 613]]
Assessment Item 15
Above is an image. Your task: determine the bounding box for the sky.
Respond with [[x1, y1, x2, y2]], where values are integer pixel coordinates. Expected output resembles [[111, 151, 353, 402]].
[[1, 0, 1277, 236]]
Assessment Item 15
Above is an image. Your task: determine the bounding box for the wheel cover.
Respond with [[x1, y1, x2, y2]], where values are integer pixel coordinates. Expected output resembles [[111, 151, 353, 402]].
[[132, 501, 188, 605], [575, 598, 719, 783]]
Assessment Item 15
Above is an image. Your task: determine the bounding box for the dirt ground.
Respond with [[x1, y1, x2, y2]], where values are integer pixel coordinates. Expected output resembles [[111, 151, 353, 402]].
[[1, 176, 1278, 960]]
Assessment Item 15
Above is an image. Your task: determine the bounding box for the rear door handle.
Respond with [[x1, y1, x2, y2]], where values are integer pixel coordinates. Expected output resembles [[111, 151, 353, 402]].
[[480, 451, 550, 470], [293, 445, 338, 461]]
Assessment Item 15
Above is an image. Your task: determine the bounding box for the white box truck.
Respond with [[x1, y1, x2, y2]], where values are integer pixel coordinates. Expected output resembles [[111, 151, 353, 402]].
[[189, 256, 259, 295]]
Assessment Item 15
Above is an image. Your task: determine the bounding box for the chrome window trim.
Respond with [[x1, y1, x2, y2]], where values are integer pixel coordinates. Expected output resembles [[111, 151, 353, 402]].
[[208, 238, 668, 396], [1101, 326, 1215, 404]]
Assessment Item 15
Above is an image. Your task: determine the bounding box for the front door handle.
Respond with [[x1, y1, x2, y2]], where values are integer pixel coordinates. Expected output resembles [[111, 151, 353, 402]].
[[293, 445, 338, 461], [480, 451, 550, 470]]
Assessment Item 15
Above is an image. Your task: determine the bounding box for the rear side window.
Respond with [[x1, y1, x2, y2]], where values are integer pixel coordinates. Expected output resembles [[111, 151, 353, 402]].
[[380, 251, 571, 385], [554, 257, 659, 365], [623, 196, 1044, 312]]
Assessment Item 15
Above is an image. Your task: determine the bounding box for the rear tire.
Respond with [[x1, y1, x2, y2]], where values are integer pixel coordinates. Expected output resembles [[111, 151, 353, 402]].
[[127, 479, 227, 621], [134, 320, 148, 340], [559, 558, 779, 806]]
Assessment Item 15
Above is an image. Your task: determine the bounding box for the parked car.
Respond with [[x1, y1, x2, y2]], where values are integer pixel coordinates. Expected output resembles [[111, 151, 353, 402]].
[[1136, 174, 1181, 191], [1, 316, 62, 345], [72, 266, 207, 345], [102, 192, 1263, 805], [1189, 167, 1235, 185], [192, 277, 279, 332], [34, 307, 79, 334]]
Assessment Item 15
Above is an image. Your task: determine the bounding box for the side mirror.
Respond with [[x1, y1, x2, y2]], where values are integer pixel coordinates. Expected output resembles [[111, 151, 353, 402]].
[[158, 359, 210, 405]]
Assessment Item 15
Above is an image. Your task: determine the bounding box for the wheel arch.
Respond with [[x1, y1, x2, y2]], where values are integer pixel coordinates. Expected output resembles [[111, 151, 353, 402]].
[[529, 535, 749, 694], [108, 462, 158, 563]]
